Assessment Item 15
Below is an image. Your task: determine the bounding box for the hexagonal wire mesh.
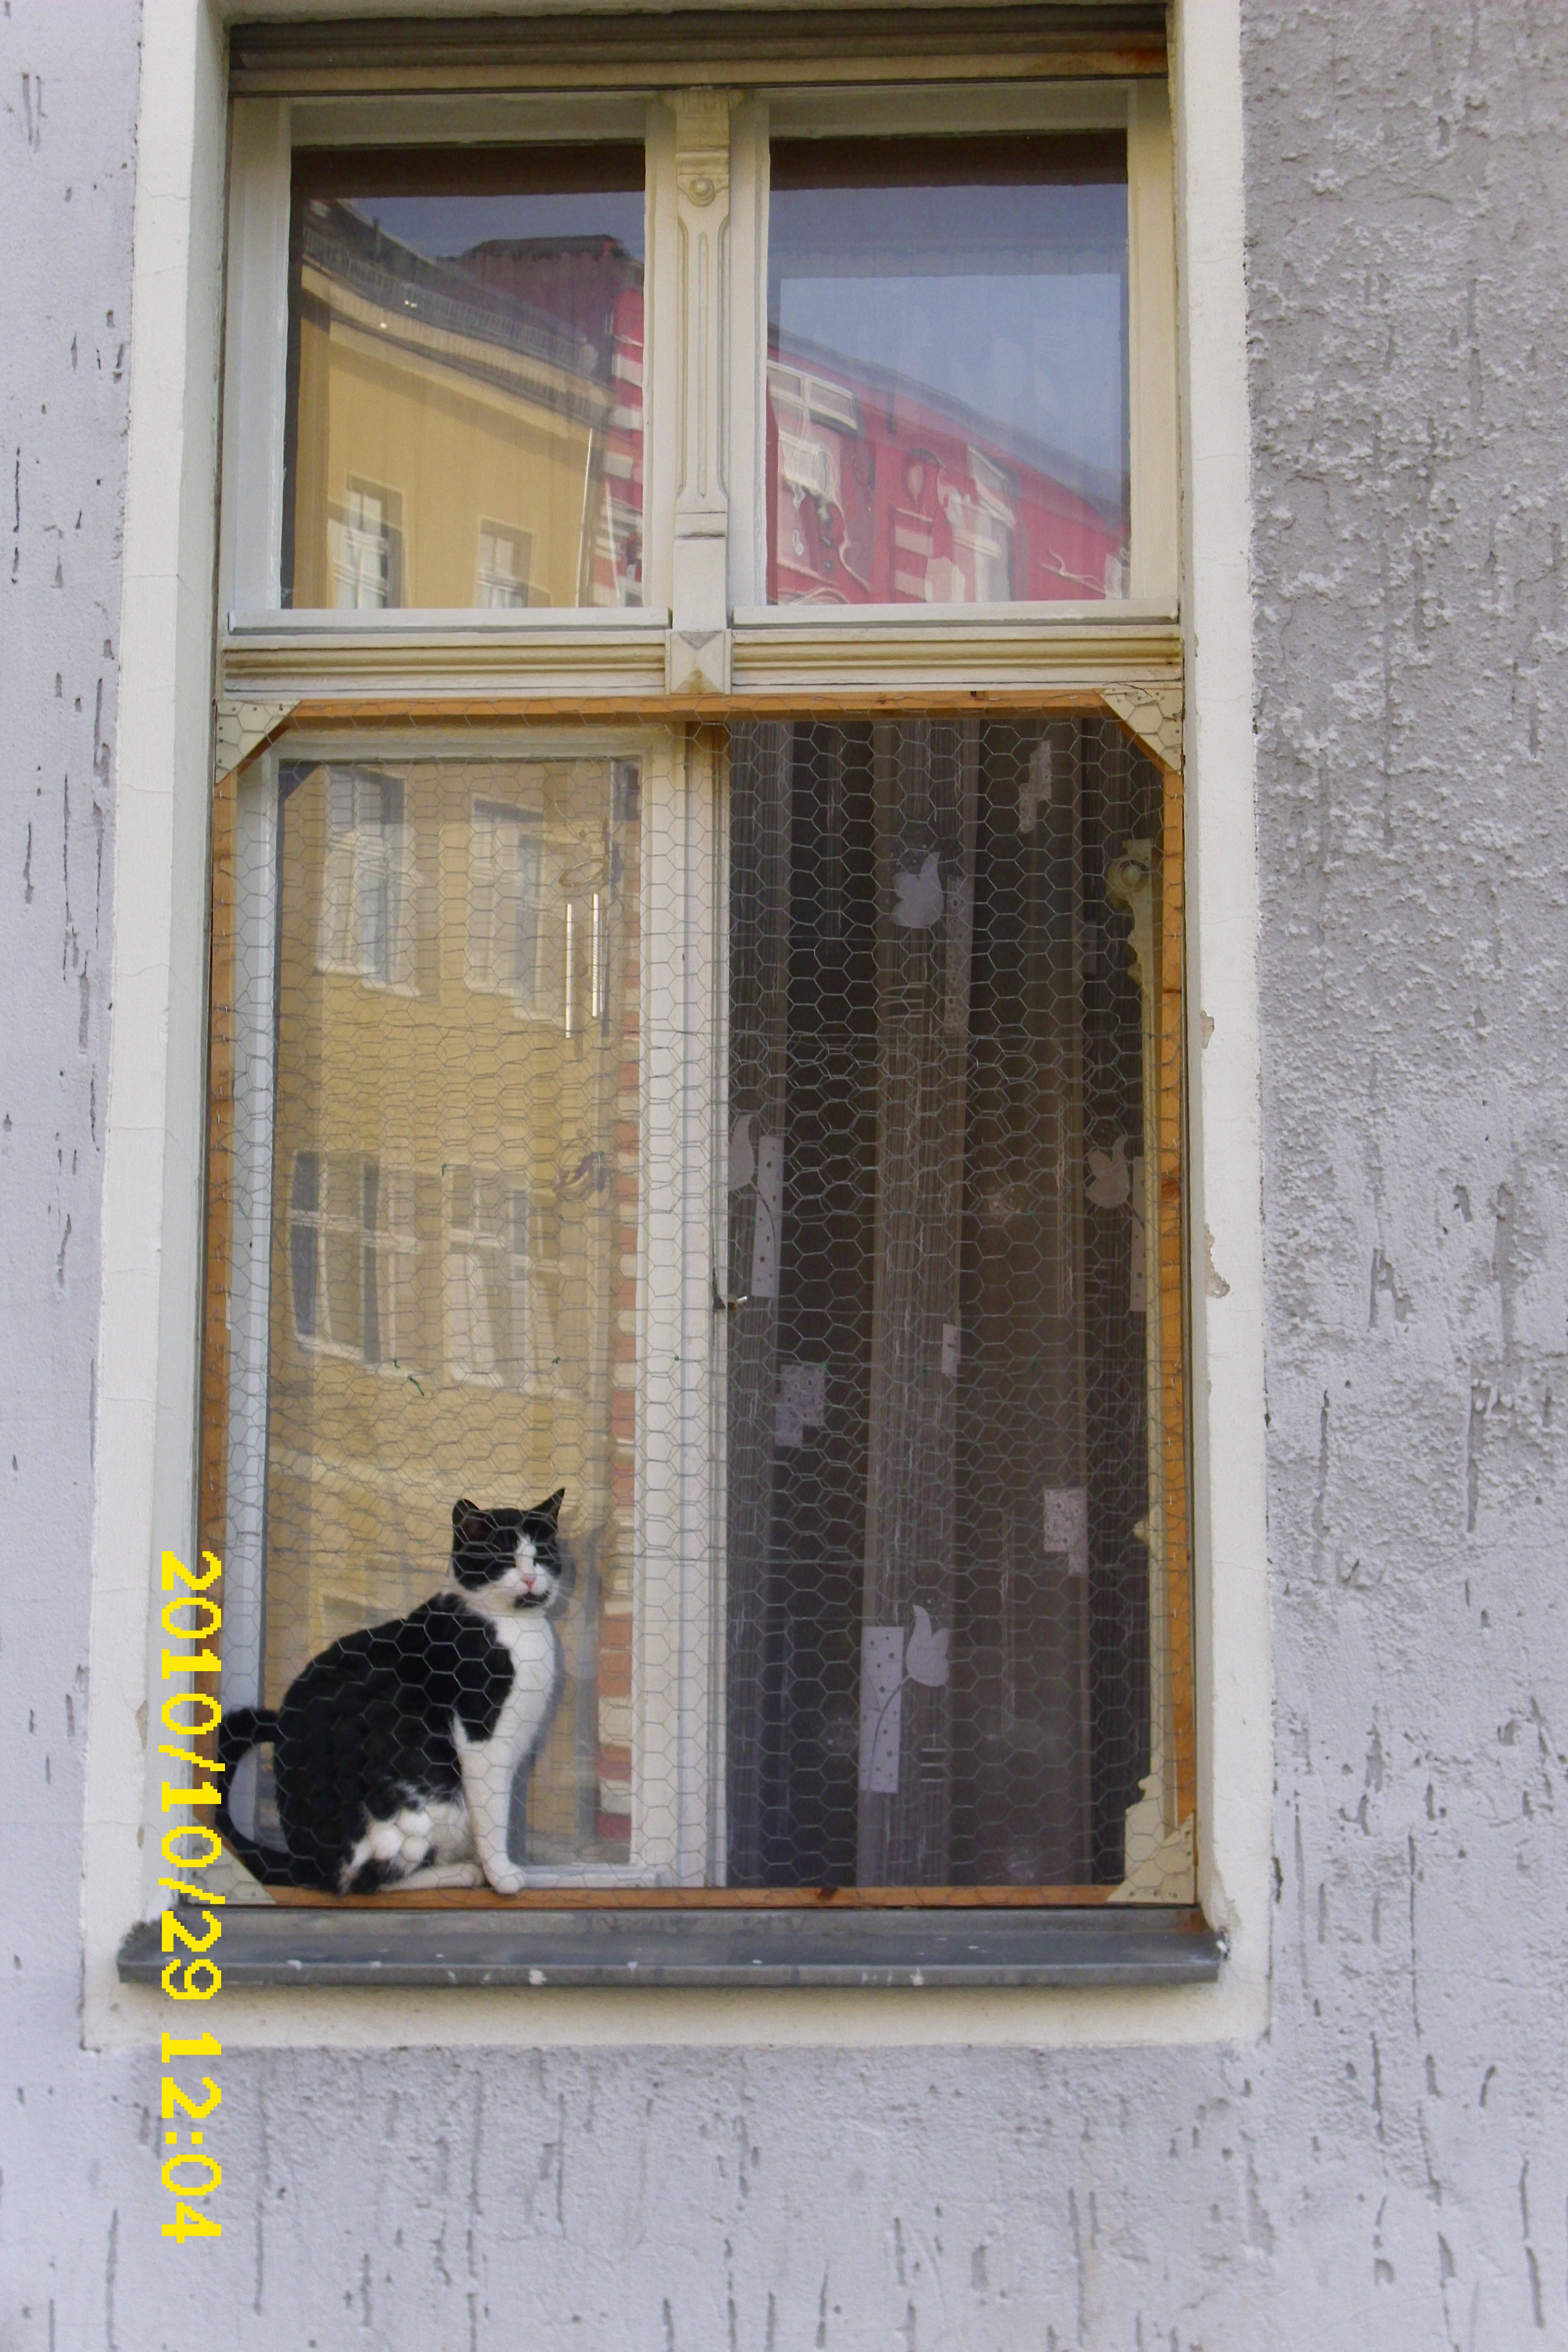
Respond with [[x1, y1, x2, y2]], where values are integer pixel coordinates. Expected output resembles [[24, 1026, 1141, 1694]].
[[201, 709, 1191, 1902]]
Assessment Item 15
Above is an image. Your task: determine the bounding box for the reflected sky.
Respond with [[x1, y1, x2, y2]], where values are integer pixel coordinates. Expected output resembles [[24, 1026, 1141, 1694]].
[[770, 181, 1128, 492], [346, 192, 646, 264]]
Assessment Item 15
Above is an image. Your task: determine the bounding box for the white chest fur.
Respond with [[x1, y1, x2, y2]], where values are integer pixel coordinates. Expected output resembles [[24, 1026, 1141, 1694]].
[[481, 1611, 560, 1746], [452, 1610, 562, 1894]]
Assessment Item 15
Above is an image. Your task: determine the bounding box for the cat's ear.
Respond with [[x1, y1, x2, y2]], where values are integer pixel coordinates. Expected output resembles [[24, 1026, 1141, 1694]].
[[453, 1498, 484, 1542], [534, 1487, 565, 1527]]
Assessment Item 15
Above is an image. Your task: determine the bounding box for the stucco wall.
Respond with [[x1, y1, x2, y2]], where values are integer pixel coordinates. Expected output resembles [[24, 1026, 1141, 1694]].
[[3, 2, 1567, 2346]]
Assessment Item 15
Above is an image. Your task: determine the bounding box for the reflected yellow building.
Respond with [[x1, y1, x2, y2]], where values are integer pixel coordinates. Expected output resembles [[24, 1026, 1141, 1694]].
[[288, 200, 645, 612], [262, 753, 640, 1863]]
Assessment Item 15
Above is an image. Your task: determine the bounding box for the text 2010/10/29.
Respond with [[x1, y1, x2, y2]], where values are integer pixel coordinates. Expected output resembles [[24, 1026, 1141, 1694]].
[[157, 1549, 225, 2244]]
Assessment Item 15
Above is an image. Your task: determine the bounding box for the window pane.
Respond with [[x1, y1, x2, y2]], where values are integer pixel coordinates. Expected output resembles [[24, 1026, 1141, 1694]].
[[726, 718, 1171, 1888], [286, 148, 646, 611], [259, 750, 640, 1872], [767, 137, 1129, 607]]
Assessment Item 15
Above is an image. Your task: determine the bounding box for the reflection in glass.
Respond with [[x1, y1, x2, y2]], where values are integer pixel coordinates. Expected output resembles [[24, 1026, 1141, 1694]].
[[285, 148, 646, 611], [260, 754, 641, 1868], [767, 137, 1130, 607]]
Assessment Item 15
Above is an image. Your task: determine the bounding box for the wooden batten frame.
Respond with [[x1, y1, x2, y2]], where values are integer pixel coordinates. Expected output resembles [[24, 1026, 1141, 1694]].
[[1155, 748, 1193, 1841], [201, 687, 1194, 1910], [1102, 702, 1194, 1870], [193, 756, 240, 1772], [242, 688, 1173, 727]]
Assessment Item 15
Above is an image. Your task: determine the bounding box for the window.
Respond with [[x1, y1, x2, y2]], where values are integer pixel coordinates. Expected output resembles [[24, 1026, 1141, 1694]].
[[206, 61, 1189, 1914], [316, 765, 416, 985], [288, 1150, 417, 1366], [724, 716, 1185, 1888], [444, 1166, 560, 1394], [476, 521, 538, 609], [329, 479, 402, 610]]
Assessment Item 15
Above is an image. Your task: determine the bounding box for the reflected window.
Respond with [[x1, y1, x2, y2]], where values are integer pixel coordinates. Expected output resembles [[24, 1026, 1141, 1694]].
[[317, 767, 415, 989], [288, 1152, 417, 1369], [476, 520, 537, 609], [286, 146, 646, 612], [445, 1168, 558, 1391], [330, 478, 402, 609], [767, 136, 1129, 607], [466, 798, 546, 1006]]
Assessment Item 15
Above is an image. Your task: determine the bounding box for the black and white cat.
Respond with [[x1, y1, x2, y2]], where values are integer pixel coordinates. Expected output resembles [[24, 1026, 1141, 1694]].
[[216, 1493, 571, 1896]]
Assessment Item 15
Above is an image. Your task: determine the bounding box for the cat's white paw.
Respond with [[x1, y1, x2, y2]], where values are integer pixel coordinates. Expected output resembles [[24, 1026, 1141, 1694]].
[[399, 1860, 484, 1890], [483, 1861, 529, 1896]]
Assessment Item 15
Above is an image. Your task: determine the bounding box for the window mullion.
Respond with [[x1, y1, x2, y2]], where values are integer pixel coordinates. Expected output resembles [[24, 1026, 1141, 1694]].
[[663, 88, 738, 694]]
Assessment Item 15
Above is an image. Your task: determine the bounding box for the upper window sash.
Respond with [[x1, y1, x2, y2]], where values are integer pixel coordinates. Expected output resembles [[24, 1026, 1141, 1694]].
[[220, 95, 657, 627], [729, 81, 1176, 622], [219, 79, 1176, 653]]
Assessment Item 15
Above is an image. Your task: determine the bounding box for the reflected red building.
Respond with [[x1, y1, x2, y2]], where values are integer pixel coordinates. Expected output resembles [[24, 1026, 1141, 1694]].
[[766, 338, 1130, 607], [289, 206, 1125, 614]]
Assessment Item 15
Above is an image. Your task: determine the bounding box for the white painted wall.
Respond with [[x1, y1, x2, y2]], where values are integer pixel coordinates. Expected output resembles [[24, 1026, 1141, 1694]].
[[1, 1, 1565, 2344]]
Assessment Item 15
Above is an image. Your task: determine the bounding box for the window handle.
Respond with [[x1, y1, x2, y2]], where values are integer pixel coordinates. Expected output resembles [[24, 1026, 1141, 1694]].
[[713, 1279, 749, 1312]]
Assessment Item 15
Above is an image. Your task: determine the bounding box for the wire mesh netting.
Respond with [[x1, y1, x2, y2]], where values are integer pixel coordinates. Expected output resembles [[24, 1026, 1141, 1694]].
[[202, 711, 1191, 1901]]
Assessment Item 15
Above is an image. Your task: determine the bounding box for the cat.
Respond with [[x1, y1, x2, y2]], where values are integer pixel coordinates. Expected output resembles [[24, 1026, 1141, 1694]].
[[215, 1492, 571, 1896]]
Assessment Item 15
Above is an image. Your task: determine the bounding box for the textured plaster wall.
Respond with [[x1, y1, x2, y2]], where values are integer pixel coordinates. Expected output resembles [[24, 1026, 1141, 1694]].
[[3, 3, 1567, 2347]]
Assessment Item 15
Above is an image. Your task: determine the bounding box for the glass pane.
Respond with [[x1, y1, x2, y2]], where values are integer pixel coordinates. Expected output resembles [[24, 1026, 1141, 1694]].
[[257, 750, 640, 1877], [285, 148, 645, 611], [766, 137, 1129, 607], [726, 718, 1172, 1888]]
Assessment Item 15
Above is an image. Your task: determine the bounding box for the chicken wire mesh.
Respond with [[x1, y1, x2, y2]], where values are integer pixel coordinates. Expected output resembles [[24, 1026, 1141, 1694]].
[[201, 709, 1190, 1901]]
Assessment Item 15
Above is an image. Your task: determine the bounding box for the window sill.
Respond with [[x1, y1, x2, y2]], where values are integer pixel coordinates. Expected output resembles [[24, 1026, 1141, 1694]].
[[120, 1904, 1222, 1990]]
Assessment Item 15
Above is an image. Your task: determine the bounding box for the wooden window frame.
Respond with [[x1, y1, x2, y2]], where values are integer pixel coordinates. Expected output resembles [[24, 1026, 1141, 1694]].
[[203, 52, 1191, 1914]]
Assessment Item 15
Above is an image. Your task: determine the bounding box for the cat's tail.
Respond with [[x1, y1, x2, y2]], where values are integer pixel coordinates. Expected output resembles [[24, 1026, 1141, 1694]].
[[214, 1707, 295, 1887]]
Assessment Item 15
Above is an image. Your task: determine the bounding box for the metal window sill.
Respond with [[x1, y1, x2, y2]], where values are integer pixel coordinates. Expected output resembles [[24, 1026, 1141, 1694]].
[[119, 1905, 1221, 1990]]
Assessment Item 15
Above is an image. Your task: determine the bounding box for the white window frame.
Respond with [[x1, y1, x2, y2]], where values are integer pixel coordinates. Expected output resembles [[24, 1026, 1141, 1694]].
[[87, 0, 1268, 2050]]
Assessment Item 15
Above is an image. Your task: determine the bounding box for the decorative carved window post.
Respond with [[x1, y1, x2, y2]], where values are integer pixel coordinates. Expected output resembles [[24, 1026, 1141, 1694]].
[[667, 89, 736, 696]]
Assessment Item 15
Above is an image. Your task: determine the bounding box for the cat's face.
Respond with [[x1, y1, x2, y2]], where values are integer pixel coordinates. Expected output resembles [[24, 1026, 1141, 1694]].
[[451, 1492, 568, 1617]]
